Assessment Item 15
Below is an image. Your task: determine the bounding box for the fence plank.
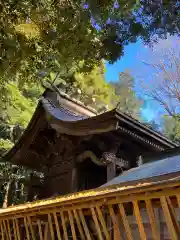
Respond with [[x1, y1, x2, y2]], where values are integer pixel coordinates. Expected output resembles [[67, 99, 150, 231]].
[[27, 216, 36, 240], [53, 212, 62, 240], [60, 211, 69, 240], [133, 201, 147, 240], [118, 203, 133, 240], [6, 220, 12, 240], [0, 222, 5, 240], [48, 214, 55, 240], [96, 206, 110, 240], [37, 219, 43, 240], [24, 217, 30, 240], [12, 219, 17, 240], [68, 210, 77, 240], [177, 195, 180, 208], [108, 205, 121, 239], [166, 196, 180, 235], [15, 219, 20, 240], [78, 209, 92, 240], [91, 207, 103, 240], [145, 199, 160, 240], [160, 196, 178, 240], [2, 220, 9, 239], [44, 222, 49, 240], [73, 209, 86, 239]]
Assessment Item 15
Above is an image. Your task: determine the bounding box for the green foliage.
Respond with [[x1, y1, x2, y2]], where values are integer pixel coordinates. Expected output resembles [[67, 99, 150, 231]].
[[163, 115, 180, 143], [56, 65, 142, 117], [0, 162, 43, 207], [0, 139, 13, 157], [0, 81, 43, 159], [74, 65, 117, 111], [0, 0, 179, 86], [5, 83, 36, 127], [110, 71, 142, 118], [56, 63, 116, 112]]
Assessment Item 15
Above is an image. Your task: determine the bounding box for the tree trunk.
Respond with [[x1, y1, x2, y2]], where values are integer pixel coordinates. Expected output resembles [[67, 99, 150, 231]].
[[2, 181, 11, 208]]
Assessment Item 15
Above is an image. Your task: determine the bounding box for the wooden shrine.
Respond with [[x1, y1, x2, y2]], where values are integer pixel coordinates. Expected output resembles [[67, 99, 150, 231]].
[[3, 88, 178, 200]]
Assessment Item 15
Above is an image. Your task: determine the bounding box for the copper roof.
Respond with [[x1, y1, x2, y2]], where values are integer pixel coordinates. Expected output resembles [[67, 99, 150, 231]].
[[101, 149, 180, 188]]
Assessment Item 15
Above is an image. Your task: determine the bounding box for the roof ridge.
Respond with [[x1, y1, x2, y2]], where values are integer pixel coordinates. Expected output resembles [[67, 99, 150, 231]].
[[54, 88, 98, 115]]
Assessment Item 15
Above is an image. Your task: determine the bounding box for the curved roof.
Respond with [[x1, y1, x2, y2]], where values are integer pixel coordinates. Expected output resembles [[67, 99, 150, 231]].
[[2, 89, 178, 167], [42, 91, 177, 148]]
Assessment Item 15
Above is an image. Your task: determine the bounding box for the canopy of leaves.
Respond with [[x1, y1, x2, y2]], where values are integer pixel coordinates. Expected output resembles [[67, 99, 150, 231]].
[[56, 64, 142, 116], [0, 81, 43, 158], [163, 115, 180, 143], [0, 0, 179, 86], [110, 71, 142, 118]]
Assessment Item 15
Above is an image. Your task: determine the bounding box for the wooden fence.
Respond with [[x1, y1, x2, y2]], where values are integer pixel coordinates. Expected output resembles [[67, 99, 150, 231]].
[[0, 178, 180, 239]]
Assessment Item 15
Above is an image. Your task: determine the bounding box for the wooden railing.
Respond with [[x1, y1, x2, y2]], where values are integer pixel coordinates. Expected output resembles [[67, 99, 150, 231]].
[[0, 177, 180, 239]]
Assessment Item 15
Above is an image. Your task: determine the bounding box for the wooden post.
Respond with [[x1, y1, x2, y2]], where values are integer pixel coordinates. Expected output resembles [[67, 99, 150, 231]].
[[71, 166, 78, 192], [107, 162, 116, 181]]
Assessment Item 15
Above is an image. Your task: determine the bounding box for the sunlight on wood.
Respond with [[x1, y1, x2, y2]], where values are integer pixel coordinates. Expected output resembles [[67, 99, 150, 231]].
[[0, 180, 179, 239]]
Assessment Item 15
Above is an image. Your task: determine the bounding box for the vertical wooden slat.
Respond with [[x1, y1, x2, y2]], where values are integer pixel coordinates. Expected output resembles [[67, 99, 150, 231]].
[[96, 206, 110, 240], [133, 201, 147, 240], [2, 220, 9, 239], [44, 222, 49, 240], [78, 209, 92, 240], [24, 217, 30, 240], [48, 214, 55, 240], [73, 209, 86, 239], [91, 207, 103, 240], [12, 219, 17, 240], [0, 222, 5, 240], [176, 195, 180, 208], [108, 205, 121, 239], [27, 216, 36, 240], [37, 219, 43, 240], [15, 219, 20, 240], [68, 210, 77, 240], [166, 197, 180, 235], [160, 196, 178, 240], [60, 211, 69, 240], [145, 199, 160, 240], [53, 212, 62, 240], [7, 220, 12, 240], [118, 203, 133, 240]]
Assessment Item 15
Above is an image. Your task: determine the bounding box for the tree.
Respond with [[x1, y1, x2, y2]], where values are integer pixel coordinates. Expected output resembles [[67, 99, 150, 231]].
[[0, 80, 44, 207], [0, 81, 43, 158], [163, 115, 180, 143], [141, 42, 180, 118], [139, 38, 180, 141], [55, 63, 117, 112], [110, 71, 142, 118], [0, 162, 44, 207], [0, 0, 179, 87]]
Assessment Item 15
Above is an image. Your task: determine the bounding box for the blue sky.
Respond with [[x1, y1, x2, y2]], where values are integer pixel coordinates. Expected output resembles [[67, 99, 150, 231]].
[[105, 39, 167, 123], [106, 41, 159, 121], [105, 40, 147, 82]]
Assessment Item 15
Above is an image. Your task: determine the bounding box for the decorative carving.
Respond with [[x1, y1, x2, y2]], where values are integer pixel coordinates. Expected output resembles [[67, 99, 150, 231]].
[[76, 151, 106, 166], [102, 152, 129, 168]]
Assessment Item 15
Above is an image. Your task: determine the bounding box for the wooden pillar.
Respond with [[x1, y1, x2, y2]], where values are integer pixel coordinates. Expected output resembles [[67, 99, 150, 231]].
[[71, 166, 78, 192], [106, 142, 120, 181], [107, 162, 116, 181]]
